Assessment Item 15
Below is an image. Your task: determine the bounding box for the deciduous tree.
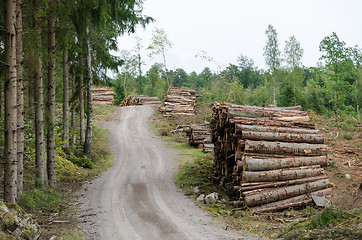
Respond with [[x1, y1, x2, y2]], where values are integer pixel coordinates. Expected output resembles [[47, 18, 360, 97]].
[[263, 24, 281, 106], [148, 28, 172, 86]]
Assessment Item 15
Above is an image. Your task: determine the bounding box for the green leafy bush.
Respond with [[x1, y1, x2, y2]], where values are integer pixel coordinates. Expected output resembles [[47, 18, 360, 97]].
[[68, 157, 94, 169]]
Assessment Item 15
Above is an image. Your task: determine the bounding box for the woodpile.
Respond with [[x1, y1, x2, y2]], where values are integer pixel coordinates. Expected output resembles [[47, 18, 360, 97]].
[[160, 87, 196, 116], [93, 87, 114, 105], [120, 95, 162, 106], [186, 124, 214, 153], [211, 102, 332, 212]]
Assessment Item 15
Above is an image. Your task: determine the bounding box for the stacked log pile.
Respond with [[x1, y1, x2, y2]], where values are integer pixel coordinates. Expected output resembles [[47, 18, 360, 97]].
[[187, 124, 214, 153], [120, 95, 162, 106], [93, 87, 114, 105], [160, 87, 196, 116], [211, 102, 332, 212]]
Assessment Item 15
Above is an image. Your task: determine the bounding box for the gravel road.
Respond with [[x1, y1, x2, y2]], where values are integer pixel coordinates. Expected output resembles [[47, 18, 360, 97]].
[[78, 106, 257, 240]]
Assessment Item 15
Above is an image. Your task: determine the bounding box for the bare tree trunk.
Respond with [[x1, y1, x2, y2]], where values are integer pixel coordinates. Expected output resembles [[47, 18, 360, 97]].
[[27, 52, 35, 121], [62, 50, 70, 148], [47, 0, 56, 188], [16, 0, 24, 194], [79, 53, 85, 145], [162, 49, 169, 87], [84, 36, 93, 158], [273, 76, 276, 106], [135, 37, 143, 94], [70, 68, 76, 146], [4, 0, 18, 204], [33, 0, 47, 187], [336, 92, 339, 119], [0, 68, 2, 117]]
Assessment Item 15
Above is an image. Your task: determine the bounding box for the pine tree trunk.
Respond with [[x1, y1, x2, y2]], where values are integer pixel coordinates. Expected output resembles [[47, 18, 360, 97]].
[[27, 51, 35, 121], [62, 50, 70, 148], [79, 53, 85, 145], [84, 37, 93, 159], [47, 0, 56, 188], [4, 0, 18, 204], [71, 68, 76, 146], [0, 70, 2, 117], [16, 0, 24, 194], [33, 0, 47, 187]]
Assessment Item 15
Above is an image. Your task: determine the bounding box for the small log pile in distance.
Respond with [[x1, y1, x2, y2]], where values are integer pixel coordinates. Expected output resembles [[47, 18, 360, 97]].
[[186, 124, 214, 153], [120, 95, 162, 106], [93, 87, 114, 105], [211, 102, 332, 212], [160, 87, 196, 116]]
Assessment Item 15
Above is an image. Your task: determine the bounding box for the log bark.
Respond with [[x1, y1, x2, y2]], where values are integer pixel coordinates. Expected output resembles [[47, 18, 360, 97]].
[[244, 179, 331, 207], [230, 117, 315, 129], [237, 175, 328, 192], [244, 140, 328, 156], [250, 188, 332, 212], [242, 166, 325, 183], [220, 103, 307, 116], [235, 124, 318, 134], [241, 131, 324, 144], [242, 156, 327, 171]]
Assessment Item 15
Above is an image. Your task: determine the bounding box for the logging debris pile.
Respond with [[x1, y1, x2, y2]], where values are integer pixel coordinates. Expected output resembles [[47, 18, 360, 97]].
[[160, 87, 196, 116], [210, 102, 332, 212], [120, 95, 162, 106], [93, 87, 114, 105], [186, 124, 214, 153]]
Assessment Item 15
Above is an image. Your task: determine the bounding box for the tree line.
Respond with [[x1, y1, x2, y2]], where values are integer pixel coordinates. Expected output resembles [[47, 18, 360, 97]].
[[116, 25, 361, 120], [1, 0, 152, 204]]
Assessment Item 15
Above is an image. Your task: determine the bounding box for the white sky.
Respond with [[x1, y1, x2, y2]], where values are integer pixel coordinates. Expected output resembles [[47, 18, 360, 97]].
[[116, 0, 362, 74]]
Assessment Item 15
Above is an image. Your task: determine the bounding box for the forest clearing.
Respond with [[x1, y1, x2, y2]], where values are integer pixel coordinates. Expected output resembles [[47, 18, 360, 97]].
[[0, 0, 361, 239]]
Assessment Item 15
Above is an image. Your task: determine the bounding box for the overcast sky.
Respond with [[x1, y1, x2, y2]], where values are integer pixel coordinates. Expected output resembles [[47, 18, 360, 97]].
[[116, 0, 362, 74]]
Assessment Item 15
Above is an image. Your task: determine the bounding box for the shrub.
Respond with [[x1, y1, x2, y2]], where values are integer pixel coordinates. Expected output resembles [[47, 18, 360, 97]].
[[68, 157, 94, 169]]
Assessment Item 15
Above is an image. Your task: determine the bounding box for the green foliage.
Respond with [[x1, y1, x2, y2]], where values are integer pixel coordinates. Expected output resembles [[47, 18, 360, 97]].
[[263, 24, 281, 73], [113, 79, 125, 105], [284, 36, 304, 69], [18, 189, 62, 212], [175, 156, 215, 196], [68, 156, 94, 169], [144, 63, 168, 99]]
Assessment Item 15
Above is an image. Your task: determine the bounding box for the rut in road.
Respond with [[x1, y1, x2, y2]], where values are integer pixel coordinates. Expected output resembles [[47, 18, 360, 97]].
[[79, 106, 257, 240]]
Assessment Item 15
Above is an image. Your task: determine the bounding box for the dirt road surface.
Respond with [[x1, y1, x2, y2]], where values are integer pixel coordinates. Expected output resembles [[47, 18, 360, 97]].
[[78, 106, 257, 240]]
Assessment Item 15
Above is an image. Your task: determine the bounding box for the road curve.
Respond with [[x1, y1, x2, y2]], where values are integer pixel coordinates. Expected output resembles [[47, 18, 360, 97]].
[[78, 106, 255, 240]]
